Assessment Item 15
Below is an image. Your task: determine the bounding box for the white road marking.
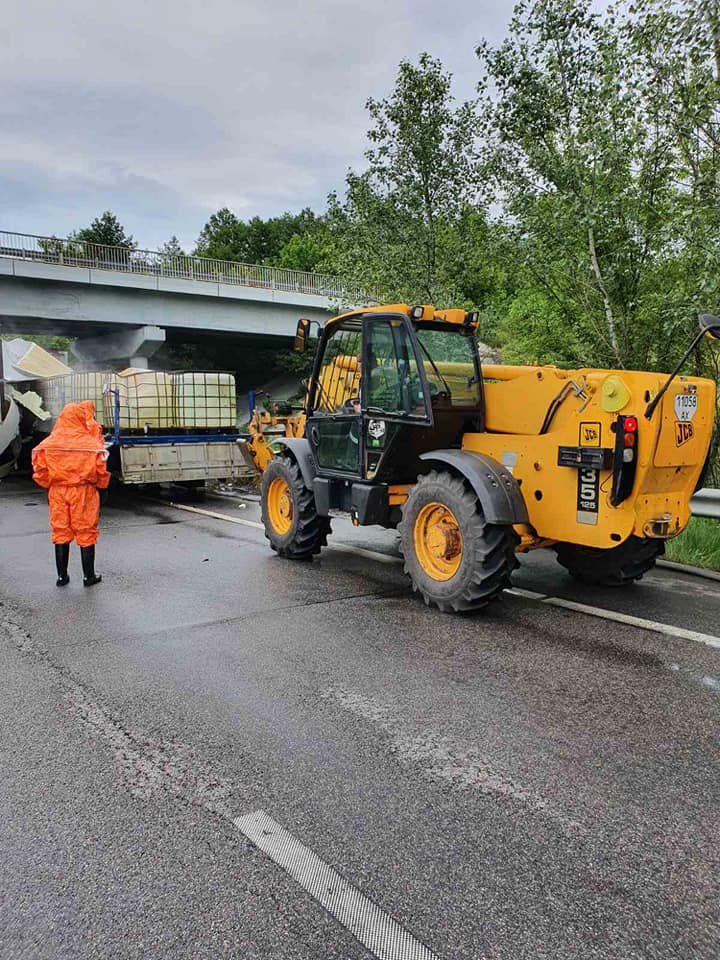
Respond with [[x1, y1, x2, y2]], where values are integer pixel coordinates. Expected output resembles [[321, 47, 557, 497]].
[[505, 586, 548, 601], [328, 541, 403, 565], [234, 810, 438, 960], [542, 596, 720, 650], [165, 501, 403, 564], [166, 501, 264, 529], [160, 500, 720, 649]]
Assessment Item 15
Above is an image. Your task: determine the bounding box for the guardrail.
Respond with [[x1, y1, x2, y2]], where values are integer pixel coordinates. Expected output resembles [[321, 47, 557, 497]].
[[0, 229, 381, 305], [691, 489, 720, 519]]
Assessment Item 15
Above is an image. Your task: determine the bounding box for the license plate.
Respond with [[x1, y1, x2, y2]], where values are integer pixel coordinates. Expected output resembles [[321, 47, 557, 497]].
[[674, 392, 697, 422]]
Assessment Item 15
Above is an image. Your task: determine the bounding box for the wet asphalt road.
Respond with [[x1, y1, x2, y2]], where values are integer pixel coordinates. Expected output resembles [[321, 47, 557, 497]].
[[1, 477, 720, 960]]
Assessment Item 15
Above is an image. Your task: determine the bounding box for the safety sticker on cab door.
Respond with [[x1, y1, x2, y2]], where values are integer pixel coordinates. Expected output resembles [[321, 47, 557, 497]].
[[576, 467, 599, 525]]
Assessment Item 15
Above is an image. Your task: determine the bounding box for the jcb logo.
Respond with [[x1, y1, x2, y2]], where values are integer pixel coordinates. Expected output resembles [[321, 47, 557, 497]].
[[579, 421, 601, 447], [675, 421, 695, 446]]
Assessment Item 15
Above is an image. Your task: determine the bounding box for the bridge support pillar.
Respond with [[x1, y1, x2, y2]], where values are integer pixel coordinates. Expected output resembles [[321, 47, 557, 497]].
[[71, 325, 166, 369]]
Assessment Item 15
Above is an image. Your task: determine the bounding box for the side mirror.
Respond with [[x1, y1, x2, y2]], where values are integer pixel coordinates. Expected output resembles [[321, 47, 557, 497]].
[[699, 313, 720, 340], [294, 318, 311, 353]]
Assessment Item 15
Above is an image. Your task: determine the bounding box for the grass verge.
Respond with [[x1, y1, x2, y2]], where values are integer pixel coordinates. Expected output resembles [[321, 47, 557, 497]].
[[665, 517, 720, 571]]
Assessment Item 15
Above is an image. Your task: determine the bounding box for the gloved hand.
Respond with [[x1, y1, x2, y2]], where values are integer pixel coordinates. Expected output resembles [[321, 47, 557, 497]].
[[99, 487, 109, 506]]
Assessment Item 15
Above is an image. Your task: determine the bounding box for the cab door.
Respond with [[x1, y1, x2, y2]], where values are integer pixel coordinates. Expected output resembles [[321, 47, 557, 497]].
[[361, 315, 432, 481], [306, 313, 432, 480], [306, 321, 363, 477]]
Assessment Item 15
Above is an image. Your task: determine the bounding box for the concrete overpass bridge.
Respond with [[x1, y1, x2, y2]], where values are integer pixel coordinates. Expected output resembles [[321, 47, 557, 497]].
[[0, 230, 378, 367]]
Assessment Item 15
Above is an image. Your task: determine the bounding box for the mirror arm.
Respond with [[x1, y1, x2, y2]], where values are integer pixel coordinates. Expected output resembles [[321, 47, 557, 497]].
[[644, 327, 706, 420]]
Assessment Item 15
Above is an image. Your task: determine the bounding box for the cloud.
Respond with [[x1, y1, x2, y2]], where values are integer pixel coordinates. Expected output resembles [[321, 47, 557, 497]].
[[2, 0, 522, 250]]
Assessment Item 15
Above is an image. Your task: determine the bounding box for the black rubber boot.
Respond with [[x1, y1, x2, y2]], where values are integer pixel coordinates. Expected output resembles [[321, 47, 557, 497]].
[[55, 543, 70, 587], [80, 545, 102, 587]]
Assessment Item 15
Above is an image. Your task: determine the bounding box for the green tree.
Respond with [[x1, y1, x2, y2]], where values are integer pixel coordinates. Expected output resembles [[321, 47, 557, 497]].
[[478, 0, 720, 371], [195, 207, 324, 265], [628, 1, 720, 323], [479, 1, 658, 367], [159, 235, 185, 257], [70, 211, 136, 249], [439, 208, 519, 337], [277, 231, 334, 272], [328, 53, 481, 303], [157, 235, 186, 277], [194, 208, 244, 261]]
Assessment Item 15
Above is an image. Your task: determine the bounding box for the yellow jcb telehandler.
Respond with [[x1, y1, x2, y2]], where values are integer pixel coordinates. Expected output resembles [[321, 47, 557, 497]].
[[247, 303, 718, 613]]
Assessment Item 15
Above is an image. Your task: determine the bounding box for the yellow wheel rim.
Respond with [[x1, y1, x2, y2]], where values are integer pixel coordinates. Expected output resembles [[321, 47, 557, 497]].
[[413, 501, 463, 581], [267, 476, 293, 535]]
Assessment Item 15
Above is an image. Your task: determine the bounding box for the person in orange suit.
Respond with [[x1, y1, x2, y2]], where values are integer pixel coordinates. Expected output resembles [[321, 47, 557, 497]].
[[32, 400, 110, 587]]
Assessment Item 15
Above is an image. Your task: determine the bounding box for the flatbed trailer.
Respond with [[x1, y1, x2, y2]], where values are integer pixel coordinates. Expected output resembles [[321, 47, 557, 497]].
[[104, 385, 255, 486], [106, 432, 254, 486]]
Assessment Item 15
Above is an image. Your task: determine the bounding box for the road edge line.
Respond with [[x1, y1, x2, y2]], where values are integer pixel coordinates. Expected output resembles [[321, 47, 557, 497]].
[[543, 596, 720, 650], [167, 501, 264, 529], [656, 558, 720, 583], [165, 501, 403, 564]]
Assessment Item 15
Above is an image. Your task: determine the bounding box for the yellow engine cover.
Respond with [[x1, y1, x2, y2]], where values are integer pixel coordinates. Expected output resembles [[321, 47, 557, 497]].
[[468, 365, 715, 549]]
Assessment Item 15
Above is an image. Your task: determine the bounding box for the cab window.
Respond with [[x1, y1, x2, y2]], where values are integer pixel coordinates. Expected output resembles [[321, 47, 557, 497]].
[[366, 320, 426, 416], [413, 325, 481, 407], [313, 323, 361, 414]]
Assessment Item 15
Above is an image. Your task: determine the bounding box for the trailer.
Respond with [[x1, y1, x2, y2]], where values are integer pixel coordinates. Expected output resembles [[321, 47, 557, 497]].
[[106, 431, 253, 486], [103, 379, 255, 488], [36, 369, 256, 490]]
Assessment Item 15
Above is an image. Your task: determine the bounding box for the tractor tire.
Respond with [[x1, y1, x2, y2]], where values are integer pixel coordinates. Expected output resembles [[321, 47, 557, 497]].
[[260, 455, 330, 561], [555, 536, 664, 587], [398, 470, 519, 613]]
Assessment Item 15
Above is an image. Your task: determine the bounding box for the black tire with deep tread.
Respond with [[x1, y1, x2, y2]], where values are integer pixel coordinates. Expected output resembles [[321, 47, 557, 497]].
[[260, 455, 331, 560], [398, 470, 519, 613], [555, 536, 664, 587]]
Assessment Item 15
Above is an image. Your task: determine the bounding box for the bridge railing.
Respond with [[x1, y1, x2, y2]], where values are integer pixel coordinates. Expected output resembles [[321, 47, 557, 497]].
[[0, 230, 380, 305]]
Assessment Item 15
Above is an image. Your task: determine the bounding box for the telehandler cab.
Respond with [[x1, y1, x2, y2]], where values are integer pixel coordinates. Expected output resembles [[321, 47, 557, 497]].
[[251, 304, 718, 613]]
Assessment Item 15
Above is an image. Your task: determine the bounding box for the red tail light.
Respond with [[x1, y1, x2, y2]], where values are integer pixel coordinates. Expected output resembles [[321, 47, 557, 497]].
[[611, 414, 639, 506]]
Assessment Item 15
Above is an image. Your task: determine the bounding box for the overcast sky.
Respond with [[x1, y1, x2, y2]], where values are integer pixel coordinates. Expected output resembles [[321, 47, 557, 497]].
[[3, 0, 533, 251]]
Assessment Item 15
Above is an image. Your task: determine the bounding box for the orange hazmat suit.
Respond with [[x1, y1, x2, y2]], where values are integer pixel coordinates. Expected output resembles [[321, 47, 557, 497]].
[[32, 401, 110, 547]]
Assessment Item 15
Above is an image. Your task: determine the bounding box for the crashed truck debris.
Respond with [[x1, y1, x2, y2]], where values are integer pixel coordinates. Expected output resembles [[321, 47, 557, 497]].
[[8, 387, 51, 421], [1, 339, 72, 382], [0, 399, 21, 479], [1, 339, 65, 476]]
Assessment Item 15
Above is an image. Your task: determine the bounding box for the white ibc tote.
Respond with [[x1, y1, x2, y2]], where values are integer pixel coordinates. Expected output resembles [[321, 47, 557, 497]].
[[69, 372, 109, 422], [172, 372, 236, 429], [36, 376, 72, 418], [104, 369, 175, 430]]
